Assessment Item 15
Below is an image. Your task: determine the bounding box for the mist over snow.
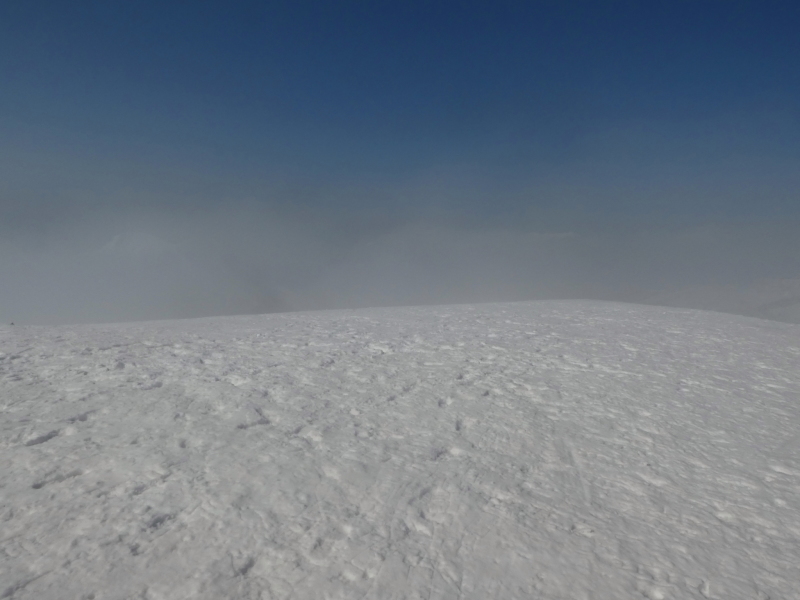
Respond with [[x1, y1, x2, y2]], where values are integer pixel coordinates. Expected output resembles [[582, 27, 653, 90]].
[[2, 2, 800, 598], [1, 199, 800, 325]]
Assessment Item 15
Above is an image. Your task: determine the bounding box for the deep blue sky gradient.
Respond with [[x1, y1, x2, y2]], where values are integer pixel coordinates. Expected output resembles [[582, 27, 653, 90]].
[[2, 1, 800, 322], [3, 3, 799, 192]]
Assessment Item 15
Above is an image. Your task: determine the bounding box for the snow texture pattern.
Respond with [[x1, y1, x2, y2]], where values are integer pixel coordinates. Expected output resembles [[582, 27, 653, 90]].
[[1, 301, 799, 599]]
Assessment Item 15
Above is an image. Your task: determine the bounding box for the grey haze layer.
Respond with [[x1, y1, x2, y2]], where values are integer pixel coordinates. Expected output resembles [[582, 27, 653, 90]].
[[2, 203, 800, 325], [2, 301, 799, 599]]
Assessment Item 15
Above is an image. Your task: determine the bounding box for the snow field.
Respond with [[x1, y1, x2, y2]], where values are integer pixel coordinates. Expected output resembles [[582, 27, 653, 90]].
[[1, 301, 799, 599]]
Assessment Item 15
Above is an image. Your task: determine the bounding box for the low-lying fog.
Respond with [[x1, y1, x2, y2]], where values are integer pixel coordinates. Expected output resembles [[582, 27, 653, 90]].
[[2, 199, 799, 325]]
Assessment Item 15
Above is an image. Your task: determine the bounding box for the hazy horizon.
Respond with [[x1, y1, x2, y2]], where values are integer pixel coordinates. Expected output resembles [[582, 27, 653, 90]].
[[2, 2, 799, 325]]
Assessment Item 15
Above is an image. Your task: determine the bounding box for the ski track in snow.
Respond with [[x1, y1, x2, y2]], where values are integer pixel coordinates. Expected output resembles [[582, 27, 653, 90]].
[[1, 300, 799, 599]]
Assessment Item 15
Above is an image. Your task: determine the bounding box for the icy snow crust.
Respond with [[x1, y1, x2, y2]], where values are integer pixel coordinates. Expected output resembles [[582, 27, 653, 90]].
[[1, 301, 799, 599]]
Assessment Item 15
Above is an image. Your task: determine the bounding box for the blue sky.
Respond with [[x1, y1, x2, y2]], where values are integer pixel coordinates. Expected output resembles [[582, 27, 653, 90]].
[[1, 1, 799, 323]]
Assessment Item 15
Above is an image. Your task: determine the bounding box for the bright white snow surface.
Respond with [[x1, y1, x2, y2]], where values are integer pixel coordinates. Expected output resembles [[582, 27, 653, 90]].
[[2, 301, 799, 600]]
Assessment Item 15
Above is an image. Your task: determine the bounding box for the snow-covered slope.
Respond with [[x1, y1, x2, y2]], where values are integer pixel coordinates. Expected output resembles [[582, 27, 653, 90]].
[[1, 301, 799, 600]]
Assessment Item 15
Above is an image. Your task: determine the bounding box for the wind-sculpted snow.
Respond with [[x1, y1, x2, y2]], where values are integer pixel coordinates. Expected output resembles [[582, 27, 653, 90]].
[[1, 301, 799, 599]]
